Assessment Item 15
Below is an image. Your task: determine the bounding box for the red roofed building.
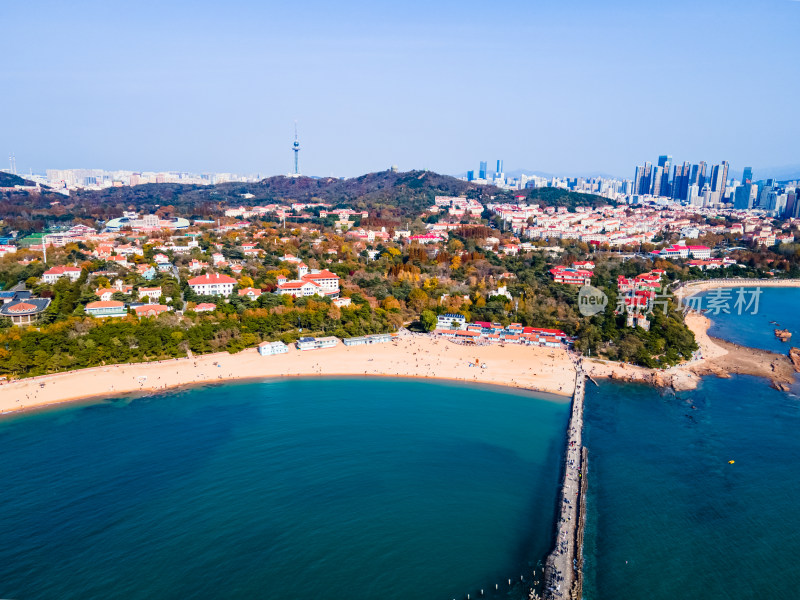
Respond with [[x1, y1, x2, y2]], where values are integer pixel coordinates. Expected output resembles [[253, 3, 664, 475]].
[[650, 243, 711, 260], [43, 265, 82, 284], [300, 269, 339, 295], [188, 273, 237, 296], [276, 269, 340, 298], [193, 302, 217, 313], [276, 280, 322, 298], [528, 328, 567, 339], [549, 266, 592, 286], [408, 233, 445, 244], [238, 287, 263, 300], [134, 304, 171, 317], [0, 298, 51, 326], [85, 300, 127, 318]]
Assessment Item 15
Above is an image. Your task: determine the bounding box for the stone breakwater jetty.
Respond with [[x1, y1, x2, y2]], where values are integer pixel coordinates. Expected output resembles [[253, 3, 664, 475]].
[[543, 371, 587, 600]]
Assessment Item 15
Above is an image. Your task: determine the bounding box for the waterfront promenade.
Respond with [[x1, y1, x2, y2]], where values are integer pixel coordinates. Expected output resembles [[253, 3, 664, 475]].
[[543, 370, 587, 600]]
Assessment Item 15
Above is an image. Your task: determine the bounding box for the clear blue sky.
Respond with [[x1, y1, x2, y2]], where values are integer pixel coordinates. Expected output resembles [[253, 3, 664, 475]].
[[3, 0, 799, 179]]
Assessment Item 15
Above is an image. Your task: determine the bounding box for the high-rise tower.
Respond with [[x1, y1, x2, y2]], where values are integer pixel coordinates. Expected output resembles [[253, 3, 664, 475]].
[[657, 155, 672, 197], [672, 162, 691, 201], [709, 161, 729, 198], [292, 123, 301, 176]]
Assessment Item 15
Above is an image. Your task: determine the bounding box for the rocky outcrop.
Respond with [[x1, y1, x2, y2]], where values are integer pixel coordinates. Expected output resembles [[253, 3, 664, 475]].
[[775, 329, 792, 342], [670, 371, 702, 391], [789, 347, 800, 372], [603, 367, 700, 391]]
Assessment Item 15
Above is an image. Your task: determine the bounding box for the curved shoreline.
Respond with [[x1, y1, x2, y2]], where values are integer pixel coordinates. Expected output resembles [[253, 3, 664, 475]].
[[0, 333, 579, 417], [584, 309, 798, 392], [673, 277, 800, 299], [4, 278, 799, 417]]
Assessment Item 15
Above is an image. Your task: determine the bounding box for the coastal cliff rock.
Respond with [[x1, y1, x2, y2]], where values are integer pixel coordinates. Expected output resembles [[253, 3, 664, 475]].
[[670, 371, 701, 391], [691, 362, 730, 380], [789, 347, 800, 372], [775, 329, 792, 342], [603, 367, 700, 391]]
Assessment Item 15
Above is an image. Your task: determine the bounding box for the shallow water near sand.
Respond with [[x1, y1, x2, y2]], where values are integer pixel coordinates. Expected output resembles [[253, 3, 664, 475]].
[[583, 286, 800, 599], [696, 286, 800, 353], [0, 377, 568, 600]]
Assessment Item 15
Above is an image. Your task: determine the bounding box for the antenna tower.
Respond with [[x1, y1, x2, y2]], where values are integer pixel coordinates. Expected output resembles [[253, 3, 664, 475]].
[[292, 122, 301, 176]]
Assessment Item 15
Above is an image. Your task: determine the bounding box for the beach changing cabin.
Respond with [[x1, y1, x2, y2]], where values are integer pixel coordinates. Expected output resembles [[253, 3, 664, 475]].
[[258, 341, 289, 356], [342, 333, 394, 346], [296, 336, 339, 351]]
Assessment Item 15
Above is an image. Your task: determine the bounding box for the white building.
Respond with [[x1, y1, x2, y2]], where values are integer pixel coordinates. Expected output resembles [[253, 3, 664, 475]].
[[42, 265, 82, 284], [187, 273, 236, 296], [258, 341, 289, 356], [138, 287, 162, 302], [342, 333, 394, 346], [296, 336, 339, 351], [276, 269, 340, 298], [275, 280, 321, 297], [436, 313, 467, 330]]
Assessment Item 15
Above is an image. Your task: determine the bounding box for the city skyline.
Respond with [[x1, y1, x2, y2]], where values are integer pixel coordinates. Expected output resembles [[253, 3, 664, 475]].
[[9, 154, 798, 190], [7, 151, 800, 185], [4, 0, 800, 178]]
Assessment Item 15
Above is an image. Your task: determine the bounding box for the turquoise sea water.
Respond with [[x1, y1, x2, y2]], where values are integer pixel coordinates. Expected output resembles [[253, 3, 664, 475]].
[[6, 289, 800, 600], [583, 287, 800, 600], [0, 377, 569, 600], [697, 286, 800, 353]]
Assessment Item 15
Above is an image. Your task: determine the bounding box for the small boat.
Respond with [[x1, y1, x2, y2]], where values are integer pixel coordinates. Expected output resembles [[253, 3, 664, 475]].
[[728, 460, 735, 464]]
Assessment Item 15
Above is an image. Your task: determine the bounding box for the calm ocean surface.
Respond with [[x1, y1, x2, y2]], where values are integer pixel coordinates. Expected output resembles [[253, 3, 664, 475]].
[[6, 288, 800, 600], [583, 287, 800, 599], [697, 286, 800, 353], [0, 377, 569, 600]]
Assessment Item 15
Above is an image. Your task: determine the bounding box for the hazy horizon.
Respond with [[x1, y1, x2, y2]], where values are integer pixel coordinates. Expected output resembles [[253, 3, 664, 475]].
[[4, 0, 799, 179]]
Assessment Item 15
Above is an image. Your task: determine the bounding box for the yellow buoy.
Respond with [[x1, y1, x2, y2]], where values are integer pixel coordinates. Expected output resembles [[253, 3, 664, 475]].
[[728, 460, 735, 464]]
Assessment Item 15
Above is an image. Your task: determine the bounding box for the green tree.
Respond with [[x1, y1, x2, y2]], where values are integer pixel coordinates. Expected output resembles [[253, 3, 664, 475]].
[[420, 310, 437, 332]]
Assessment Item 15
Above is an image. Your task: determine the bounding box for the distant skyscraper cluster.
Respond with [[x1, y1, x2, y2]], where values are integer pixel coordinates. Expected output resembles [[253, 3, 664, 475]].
[[631, 155, 800, 218], [467, 159, 504, 184], [466, 159, 519, 187], [633, 156, 730, 206]]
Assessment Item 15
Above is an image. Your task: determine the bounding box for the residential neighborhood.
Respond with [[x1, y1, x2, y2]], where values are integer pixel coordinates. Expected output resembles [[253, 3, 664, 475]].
[[0, 169, 798, 376]]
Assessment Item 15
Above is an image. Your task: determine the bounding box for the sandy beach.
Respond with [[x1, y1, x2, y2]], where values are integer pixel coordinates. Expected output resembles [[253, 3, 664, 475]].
[[0, 332, 579, 416], [5, 277, 800, 417]]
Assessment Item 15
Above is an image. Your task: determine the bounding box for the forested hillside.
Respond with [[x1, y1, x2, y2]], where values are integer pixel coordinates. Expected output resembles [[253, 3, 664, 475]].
[[0, 170, 608, 233]]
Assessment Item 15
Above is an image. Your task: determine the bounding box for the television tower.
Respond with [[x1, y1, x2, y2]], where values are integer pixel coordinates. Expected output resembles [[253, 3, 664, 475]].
[[292, 122, 301, 176]]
